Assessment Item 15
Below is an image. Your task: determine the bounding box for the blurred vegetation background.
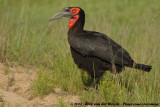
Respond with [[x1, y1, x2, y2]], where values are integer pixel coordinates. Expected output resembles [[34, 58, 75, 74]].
[[0, 0, 160, 104]]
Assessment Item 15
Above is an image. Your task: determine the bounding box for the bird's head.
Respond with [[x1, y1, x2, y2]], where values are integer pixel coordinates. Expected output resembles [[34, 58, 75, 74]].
[[49, 7, 85, 30]]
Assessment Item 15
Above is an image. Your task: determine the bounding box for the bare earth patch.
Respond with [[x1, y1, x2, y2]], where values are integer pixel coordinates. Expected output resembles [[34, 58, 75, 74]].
[[0, 63, 80, 107]]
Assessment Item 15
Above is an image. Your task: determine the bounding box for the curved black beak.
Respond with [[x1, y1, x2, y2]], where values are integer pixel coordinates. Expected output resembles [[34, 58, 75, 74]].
[[49, 10, 74, 22]]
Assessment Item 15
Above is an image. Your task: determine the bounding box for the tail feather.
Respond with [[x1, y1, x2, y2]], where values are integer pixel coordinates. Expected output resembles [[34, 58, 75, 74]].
[[135, 63, 152, 72]]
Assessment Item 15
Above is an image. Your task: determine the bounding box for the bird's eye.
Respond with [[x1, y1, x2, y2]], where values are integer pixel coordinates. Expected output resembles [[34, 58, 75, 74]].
[[72, 9, 76, 13]]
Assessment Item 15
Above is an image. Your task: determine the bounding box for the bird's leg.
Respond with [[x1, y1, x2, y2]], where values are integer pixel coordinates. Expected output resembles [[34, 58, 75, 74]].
[[89, 77, 101, 89], [111, 64, 117, 74]]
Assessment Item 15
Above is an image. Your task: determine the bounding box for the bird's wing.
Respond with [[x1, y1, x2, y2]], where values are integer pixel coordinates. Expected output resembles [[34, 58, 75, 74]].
[[68, 31, 134, 66]]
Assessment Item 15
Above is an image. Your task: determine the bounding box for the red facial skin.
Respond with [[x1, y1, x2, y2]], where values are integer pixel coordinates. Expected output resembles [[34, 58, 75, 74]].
[[68, 8, 80, 29]]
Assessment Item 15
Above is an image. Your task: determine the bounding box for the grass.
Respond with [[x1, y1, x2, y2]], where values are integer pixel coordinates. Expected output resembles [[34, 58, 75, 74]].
[[0, 0, 160, 105], [31, 66, 55, 97]]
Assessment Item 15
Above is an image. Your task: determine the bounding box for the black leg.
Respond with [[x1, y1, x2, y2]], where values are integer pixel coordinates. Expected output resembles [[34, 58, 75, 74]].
[[89, 77, 101, 88]]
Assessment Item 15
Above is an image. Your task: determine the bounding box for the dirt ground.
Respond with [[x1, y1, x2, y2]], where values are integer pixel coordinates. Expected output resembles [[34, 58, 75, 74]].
[[0, 62, 80, 107]]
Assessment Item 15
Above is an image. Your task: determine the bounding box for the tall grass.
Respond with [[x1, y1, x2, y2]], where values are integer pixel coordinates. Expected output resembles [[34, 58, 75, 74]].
[[0, 0, 160, 104]]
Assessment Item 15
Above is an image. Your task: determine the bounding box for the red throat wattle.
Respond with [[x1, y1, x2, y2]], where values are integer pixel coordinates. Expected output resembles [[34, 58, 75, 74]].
[[68, 8, 80, 29], [69, 15, 79, 29]]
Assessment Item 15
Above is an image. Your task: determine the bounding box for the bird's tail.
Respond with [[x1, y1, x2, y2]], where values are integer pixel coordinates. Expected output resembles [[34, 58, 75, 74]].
[[135, 63, 152, 72]]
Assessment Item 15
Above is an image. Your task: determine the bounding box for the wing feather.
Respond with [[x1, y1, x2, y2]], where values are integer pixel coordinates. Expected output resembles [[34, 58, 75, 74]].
[[68, 31, 134, 66]]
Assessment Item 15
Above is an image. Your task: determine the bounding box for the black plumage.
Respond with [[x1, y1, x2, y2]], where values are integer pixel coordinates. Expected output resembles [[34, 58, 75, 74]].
[[49, 7, 152, 88]]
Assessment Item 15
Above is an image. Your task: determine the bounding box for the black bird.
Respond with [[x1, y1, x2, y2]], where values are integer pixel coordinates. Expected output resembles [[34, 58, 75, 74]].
[[49, 7, 152, 88]]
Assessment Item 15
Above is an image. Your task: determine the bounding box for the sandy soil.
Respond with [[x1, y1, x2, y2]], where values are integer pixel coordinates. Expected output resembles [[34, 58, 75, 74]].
[[0, 63, 80, 107]]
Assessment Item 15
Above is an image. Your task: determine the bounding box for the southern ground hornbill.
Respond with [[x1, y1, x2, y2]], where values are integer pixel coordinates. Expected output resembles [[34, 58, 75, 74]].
[[49, 7, 152, 88]]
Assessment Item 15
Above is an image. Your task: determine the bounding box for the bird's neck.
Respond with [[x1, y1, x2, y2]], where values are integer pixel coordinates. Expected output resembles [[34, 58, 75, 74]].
[[68, 15, 85, 33]]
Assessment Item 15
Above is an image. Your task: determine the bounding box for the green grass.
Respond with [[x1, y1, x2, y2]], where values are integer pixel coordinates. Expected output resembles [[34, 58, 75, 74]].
[[31, 66, 55, 97], [0, 0, 160, 105]]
